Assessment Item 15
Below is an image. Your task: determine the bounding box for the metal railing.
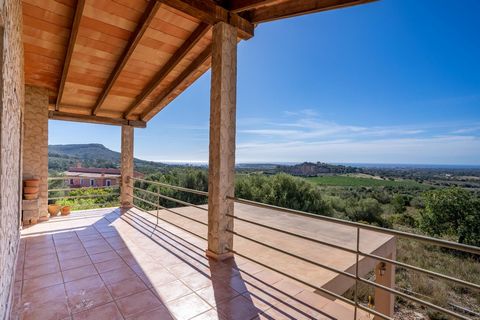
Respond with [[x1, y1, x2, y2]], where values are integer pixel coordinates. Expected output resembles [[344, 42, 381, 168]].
[[47, 176, 121, 210], [129, 177, 480, 320]]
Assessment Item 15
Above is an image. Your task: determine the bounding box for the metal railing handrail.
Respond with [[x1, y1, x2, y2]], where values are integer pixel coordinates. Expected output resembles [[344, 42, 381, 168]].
[[129, 178, 480, 319], [228, 196, 480, 256], [132, 177, 209, 196]]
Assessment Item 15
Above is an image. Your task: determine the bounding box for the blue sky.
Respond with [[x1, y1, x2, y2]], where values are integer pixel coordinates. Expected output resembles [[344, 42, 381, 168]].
[[49, 0, 480, 165]]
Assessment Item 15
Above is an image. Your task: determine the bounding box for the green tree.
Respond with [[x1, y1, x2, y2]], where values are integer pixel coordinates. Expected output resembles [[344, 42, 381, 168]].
[[391, 194, 407, 214], [345, 198, 389, 227], [420, 187, 480, 246]]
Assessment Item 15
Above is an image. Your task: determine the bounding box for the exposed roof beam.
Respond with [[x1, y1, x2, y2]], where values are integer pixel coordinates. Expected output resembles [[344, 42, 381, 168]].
[[250, 0, 376, 23], [49, 111, 146, 128], [141, 45, 211, 121], [159, 0, 254, 39], [124, 23, 210, 118], [55, 0, 85, 111], [228, 0, 277, 13], [92, 0, 161, 116]]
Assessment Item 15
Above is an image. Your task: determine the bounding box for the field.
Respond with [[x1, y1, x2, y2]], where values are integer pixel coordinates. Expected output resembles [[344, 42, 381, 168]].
[[306, 175, 426, 188]]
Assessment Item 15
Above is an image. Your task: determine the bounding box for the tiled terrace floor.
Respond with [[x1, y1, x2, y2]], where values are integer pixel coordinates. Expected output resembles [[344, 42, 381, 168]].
[[12, 207, 377, 320]]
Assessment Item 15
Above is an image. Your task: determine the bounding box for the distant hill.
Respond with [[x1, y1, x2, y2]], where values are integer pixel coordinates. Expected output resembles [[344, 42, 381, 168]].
[[275, 162, 359, 177], [48, 144, 168, 174]]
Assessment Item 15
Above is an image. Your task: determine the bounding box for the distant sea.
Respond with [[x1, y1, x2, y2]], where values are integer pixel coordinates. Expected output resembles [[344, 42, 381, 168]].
[[164, 161, 480, 169]]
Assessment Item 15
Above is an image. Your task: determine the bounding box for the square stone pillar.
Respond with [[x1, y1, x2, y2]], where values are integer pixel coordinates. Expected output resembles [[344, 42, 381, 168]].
[[121, 125, 134, 208], [206, 22, 237, 260], [23, 85, 49, 221]]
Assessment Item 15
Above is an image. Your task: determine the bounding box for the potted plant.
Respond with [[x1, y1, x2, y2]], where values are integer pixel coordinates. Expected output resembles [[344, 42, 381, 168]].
[[61, 206, 71, 216], [48, 204, 60, 216]]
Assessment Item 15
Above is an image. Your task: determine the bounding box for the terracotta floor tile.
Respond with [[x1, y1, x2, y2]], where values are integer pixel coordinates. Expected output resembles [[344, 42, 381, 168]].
[[85, 243, 112, 255], [58, 249, 88, 261], [272, 279, 306, 297], [60, 256, 93, 271], [125, 306, 174, 320], [106, 275, 147, 299], [165, 293, 211, 320], [63, 264, 98, 283], [216, 295, 261, 320], [99, 265, 137, 285], [56, 243, 85, 254], [78, 234, 103, 242], [23, 272, 63, 295], [20, 299, 70, 320], [167, 263, 198, 279], [116, 289, 163, 318], [146, 269, 178, 287], [94, 257, 127, 273], [23, 260, 60, 280], [89, 250, 119, 263], [72, 302, 123, 320], [181, 272, 212, 291], [253, 269, 284, 286], [320, 301, 354, 320], [24, 253, 57, 268], [21, 283, 66, 305], [222, 275, 249, 294], [152, 279, 193, 303], [66, 282, 113, 313], [82, 239, 108, 248], [25, 246, 56, 258], [196, 283, 241, 307], [190, 309, 222, 320]]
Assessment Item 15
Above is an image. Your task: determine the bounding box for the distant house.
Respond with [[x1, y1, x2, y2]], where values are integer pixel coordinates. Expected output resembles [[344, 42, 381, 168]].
[[64, 164, 144, 188]]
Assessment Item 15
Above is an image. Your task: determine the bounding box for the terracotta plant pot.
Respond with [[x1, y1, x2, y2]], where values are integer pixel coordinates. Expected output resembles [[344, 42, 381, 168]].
[[24, 186, 39, 194], [61, 206, 71, 216], [24, 194, 38, 200], [48, 204, 60, 216], [24, 179, 40, 187]]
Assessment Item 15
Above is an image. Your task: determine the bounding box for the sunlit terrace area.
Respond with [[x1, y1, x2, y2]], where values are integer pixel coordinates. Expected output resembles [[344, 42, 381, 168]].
[[13, 204, 391, 320]]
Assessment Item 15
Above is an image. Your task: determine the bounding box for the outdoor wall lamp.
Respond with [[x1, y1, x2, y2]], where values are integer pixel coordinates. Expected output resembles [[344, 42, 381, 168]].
[[379, 262, 387, 277]]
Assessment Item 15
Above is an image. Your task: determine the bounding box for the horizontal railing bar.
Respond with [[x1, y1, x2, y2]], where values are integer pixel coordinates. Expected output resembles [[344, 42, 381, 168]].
[[359, 278, 470, 320], [129, 203, 207, 241], [227, 229, 355, 280], [48, 194, 119, 200], [360, 250, 480, 291], [228, 248, 391, 320], [131, 193, 158, 208], [228, 196, 480, 255], [48, 186, 119, 192], [133, 186, 208, 212], [130, 193, 208, 226], [226, 214, 358, 255], [48, 176, 121, 181], [132, 177, 209, 196]]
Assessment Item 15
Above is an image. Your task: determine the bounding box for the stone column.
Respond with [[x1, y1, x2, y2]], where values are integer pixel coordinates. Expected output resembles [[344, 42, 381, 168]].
[[23, 85, 49, 222], [206, 22, 237, 260], [374, 242, 396, 319], [120, 125, 134, 209]]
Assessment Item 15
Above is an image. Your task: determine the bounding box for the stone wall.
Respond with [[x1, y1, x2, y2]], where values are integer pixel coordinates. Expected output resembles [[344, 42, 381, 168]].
[[0, 0, 24, 318], [23, 85, 49, 220]]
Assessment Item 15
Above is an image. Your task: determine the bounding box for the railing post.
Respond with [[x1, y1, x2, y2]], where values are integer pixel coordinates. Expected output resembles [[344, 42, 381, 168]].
[[206, 21, 237, 261], [374, 237, 396, 319], [121, 125, 134, 210]]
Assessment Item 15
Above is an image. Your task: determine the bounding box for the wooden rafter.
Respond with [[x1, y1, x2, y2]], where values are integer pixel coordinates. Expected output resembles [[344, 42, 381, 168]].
[[123, 22, 210, 118], [228, 0, 277, 13], [141, 45, 211, 121], [92, 0, 161, 116], [250, 0, 376, 23], [159, 0, 254, 39], [49, 111, 146, 128], [55, 0, 85, 111]]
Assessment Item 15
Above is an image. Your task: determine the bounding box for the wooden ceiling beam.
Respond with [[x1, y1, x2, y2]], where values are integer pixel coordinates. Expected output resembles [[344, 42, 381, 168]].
[[159, 0, 254, 39], [49, 111, 146, 128], [123, 22, 210, 119], [228, 0, 277, 13], [141, 45, 211, 121], [92, 0, 161, 116], [249, 0, 376, 23], [55, 0, 85, 111]]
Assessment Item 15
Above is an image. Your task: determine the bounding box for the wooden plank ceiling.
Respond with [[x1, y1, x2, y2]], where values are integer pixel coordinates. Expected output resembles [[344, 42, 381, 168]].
[[23, 0, 374, 128]]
